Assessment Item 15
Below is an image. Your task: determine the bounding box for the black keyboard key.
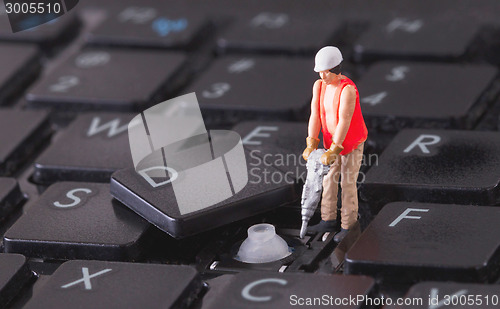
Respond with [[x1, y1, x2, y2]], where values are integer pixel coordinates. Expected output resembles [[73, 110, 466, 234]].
[[3, 182, 149, 260], [186, 56, 315, 121], [233, 121, 307, 182], [385, 281, 500, 309], [0, 9, 80, 49], [23, 260, 202, 309], [0, 253, 32, 308], [205, 271, 375, 309], [26, 48, 186, 111], [33, 113, 134, 184], [345, 202, 500, 282], [356, 62, 498, 131], [0, 178, 24, 222], [89, 1, 209, 49], [0, 109, 51, 176], [111, 149, 298, 239], [354, 15, 479, 61], [0, 43, 40, 105], [217, 7, 342, 54], [360, 129, 500, 207]]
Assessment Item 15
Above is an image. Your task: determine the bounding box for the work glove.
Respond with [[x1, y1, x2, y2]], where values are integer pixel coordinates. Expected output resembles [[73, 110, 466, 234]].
[[320, 143, 344, 165], [302, 137, 320, 161]]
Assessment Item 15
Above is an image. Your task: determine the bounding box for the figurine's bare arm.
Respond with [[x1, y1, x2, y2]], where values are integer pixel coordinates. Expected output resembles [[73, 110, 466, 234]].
[[307, 79, 322, 139], [333, 85, 356, 146]]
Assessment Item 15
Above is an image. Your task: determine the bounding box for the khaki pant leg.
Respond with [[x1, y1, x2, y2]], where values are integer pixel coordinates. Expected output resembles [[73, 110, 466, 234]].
[[320, 157, 341, 221], [340, 143, 364, 229]]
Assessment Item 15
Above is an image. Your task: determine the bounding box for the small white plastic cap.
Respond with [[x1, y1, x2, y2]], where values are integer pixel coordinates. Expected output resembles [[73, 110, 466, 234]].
[[237, 224, 291, 263], [314, 46, 343, 72]]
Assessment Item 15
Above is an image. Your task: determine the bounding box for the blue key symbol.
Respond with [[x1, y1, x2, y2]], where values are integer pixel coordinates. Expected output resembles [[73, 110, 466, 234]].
[[152, 17, 188, 36]]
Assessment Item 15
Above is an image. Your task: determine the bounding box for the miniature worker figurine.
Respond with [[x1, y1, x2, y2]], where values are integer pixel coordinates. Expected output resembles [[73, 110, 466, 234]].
[[302, 46, 368, 242]]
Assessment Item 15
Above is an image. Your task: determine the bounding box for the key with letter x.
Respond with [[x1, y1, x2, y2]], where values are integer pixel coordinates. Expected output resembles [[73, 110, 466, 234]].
[[345, 202, 500, 282], [360, 129, 500, 208], [23, 260, 202, 309], [61, 267, 112, 290]]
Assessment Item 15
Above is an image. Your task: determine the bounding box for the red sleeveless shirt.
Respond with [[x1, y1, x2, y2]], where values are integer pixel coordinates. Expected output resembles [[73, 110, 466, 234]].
[[318, 77, 368, 155]]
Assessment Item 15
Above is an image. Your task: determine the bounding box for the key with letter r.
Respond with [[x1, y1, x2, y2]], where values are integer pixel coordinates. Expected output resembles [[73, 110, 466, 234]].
[[360, 129, 500, 208]]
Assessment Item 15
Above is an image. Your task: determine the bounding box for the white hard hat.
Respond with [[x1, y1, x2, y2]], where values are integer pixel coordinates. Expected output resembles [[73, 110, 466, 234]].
[[314, 46, 343, 72]]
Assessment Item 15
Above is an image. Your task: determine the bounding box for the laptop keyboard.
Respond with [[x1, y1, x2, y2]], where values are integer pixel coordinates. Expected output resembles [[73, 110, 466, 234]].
[[1, 1, 500, 308]]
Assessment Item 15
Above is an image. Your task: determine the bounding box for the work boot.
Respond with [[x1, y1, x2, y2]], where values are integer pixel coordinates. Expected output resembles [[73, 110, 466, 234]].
[[334, 228, 349, 243], [308, 220, 337, 233]]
